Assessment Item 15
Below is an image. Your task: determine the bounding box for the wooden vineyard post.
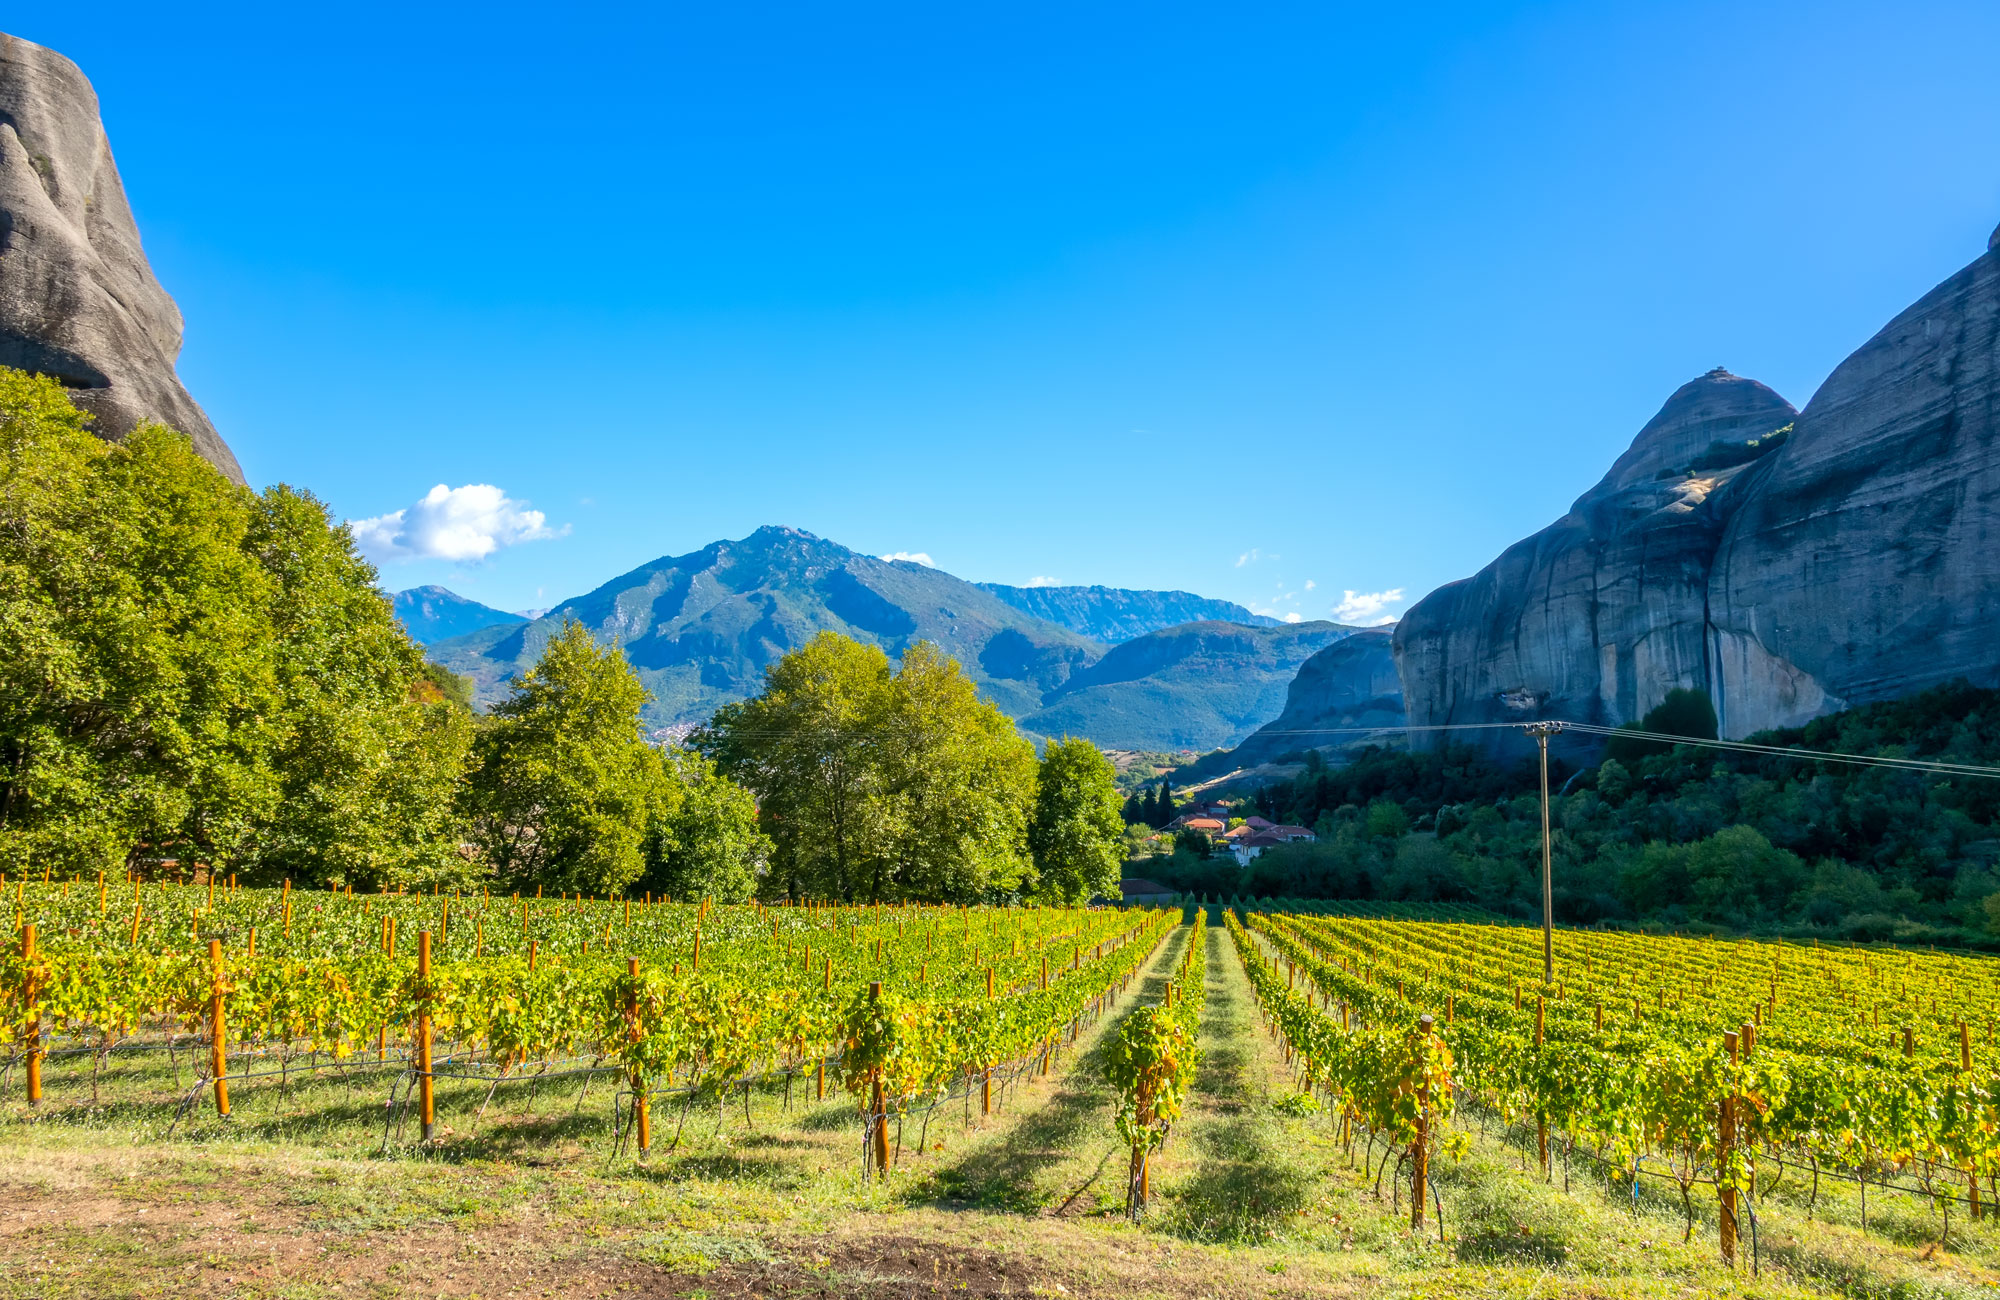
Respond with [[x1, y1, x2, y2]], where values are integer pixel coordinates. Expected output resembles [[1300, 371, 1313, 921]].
[[1535, 995, 1549, 1179], [417, 931, 435, 1142], [282, 879, 291, 939], [1719, 1029, 1739, 1267], [1128, 1074, 1154, 1219], [21, 924, 40, 1105], [868, 981, 890, 1179], [627, 958, 650, 1157], [1412, 1014, 1433, 1231], [1961, 1021, 1982, 1220], [983, 966, 995, 1116], [208, 938, 231, 1117]]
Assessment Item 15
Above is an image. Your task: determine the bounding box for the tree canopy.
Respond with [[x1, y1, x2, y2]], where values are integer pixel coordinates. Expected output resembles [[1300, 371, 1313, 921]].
[[1027, 738, 1125, 904], [701, 632, 1038, 902], [0, 367, 471, 887], [463, 619, 667, 896]]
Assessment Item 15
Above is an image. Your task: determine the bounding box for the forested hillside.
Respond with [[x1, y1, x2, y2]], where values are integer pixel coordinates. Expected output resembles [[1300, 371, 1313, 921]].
[[1152, 682, 2000, 945]]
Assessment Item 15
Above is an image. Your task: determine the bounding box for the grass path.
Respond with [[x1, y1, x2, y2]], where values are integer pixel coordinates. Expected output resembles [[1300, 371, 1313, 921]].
[[1144, 915, 1323, 1245]]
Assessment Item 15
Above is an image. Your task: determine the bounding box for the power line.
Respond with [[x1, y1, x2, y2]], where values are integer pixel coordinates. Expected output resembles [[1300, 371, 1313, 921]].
[[1191, 718, 2000, 781], [1554, 721, 2000, 781]]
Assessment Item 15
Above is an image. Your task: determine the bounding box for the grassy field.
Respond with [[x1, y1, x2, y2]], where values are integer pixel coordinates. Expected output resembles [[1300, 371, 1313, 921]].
[[3, 918, 1996, 1299]]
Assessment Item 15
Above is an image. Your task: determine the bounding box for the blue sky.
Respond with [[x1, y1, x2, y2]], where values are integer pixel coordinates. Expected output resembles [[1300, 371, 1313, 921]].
[[20, 1, 2000, 621]]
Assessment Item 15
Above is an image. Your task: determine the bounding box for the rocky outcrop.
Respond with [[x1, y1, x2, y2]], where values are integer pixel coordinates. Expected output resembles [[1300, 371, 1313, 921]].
[[0, 33, 239, 481], [1394, 370, 1797, 742], [1180, 629, 1404, 780], [1396, 228, 2000, 745]]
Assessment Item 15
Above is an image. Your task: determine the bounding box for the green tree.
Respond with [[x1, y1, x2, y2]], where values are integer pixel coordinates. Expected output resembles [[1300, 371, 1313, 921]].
[[464, 619, 662, 895], [0, 368, 470, 885], [247, 485, 476, 890], [637, 748, 770, 903], [703, 631, 895, 900], [703, 632, 1035, 902], [1027, 737, 1124, 904], [876, 641, 1036, 901]]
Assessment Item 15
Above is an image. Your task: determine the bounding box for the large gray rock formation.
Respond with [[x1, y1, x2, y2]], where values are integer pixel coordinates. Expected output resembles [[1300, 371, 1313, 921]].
[[0, 33, 239, 482], [1707, 235, 2000, 735], [1395, 229, 2000, 744], [1394, 369, 1797, 741]]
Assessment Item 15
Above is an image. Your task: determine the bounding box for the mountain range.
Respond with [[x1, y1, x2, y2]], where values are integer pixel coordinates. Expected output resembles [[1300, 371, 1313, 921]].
[[411, 529, 1356, 750], [975, 584, 1280, 641]]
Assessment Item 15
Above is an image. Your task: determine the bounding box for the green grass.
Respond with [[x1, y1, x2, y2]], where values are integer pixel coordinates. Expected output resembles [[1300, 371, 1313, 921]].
[[3, 922, 1996, 1299]]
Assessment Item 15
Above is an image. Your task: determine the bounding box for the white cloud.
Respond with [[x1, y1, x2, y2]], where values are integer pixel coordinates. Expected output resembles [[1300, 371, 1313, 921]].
[[1024, 575, 1061, 587], [351, 484, 562, 563], [1304, 579, 1316, 590], [1332, 588, 1407, 626], [1283, 612, 1303, 624], [880, 551, 935, 567], [1235, 548, 1260, 567]]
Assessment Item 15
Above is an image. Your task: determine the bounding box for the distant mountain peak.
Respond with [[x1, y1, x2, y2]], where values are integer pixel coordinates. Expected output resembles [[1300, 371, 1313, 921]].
[[391, 586, 527, 645]]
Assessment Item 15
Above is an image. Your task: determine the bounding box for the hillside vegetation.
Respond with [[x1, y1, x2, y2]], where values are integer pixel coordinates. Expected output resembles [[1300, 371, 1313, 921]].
[[1020, 620, 1357, 751], [1154, 682, 2000, 945]]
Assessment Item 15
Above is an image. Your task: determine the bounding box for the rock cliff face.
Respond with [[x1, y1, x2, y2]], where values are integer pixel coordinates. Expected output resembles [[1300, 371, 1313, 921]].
[[0, 33, 239, 481], [1395, 231, 2000, 744], [1706, 237, 2000, 735]]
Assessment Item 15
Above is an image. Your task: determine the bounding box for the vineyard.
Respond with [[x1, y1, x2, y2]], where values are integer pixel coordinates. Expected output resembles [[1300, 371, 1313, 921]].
[[1, 875, 1173, 1157], [1234, 909, 2000, 1263], [3, 881, 1998, 1298]]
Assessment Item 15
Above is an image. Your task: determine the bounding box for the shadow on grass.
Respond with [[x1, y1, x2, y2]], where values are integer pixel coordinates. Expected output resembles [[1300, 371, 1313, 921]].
[[910, 927, 1189, 1216]]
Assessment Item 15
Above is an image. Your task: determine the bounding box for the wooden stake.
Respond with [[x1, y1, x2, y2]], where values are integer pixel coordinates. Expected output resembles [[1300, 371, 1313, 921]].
[[868, 982, 890, 1177], [1412, 1015, 1433, 1229], [22, 924, 41, 1105], [628, 958, 650, 1156], [417, 931, 434, 1141], [209, 939, 230, 1117], [1719, 1030, 1739, 1266]]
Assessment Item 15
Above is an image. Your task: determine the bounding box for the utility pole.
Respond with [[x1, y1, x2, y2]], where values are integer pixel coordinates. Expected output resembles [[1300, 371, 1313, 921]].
[[1524, 721, 1565, 986]]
